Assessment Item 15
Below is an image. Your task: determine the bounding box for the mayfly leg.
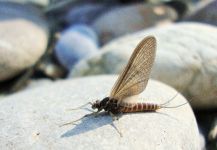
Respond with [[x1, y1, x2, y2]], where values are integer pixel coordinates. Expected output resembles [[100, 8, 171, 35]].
[[109, 112, 123, 137], [59, 111, 97, 127]]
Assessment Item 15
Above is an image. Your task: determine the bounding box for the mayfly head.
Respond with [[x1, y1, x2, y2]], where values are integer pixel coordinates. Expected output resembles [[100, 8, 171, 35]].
[[92, 97, 110, 110], [91, 100, 101, 109]]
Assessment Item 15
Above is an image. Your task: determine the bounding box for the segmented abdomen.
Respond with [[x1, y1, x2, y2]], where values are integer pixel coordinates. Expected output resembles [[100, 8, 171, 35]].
[[120, 102, 160, 112]]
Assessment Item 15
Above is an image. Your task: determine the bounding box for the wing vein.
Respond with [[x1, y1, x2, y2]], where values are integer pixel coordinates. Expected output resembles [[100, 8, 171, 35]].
[[109, 36, 156, 102]]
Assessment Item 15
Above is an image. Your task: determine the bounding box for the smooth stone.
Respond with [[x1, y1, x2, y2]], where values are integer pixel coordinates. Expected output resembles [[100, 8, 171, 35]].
[[0, 75, 200, 149], [0, 0, 49, 6], [70, 22, 217, 109], [199, 130, 206, 150], [184, 0, 217, 26], [208, 118, 217, 149], [24, 79, 53, 90], [65, 3, 110, 25], [92, 2, 177, 44], [54, 24, 99, 71], [0, 2, 48, 81], [37, 60, 66, 79], [0, 94, 4, 100], [163, 0, 189, 18]]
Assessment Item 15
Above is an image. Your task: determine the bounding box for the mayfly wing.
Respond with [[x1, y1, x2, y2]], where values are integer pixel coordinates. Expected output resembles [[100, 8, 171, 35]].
[[110, 36, 156, 103]]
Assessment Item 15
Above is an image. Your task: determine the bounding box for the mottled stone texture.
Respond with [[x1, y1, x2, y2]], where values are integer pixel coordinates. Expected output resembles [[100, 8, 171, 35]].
[[0, 75, 200, 150]]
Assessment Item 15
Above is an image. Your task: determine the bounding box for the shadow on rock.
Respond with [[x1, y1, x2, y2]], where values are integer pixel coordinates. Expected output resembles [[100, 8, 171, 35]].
[[61, 112, 113, 137], [61, 109, 182, 138]]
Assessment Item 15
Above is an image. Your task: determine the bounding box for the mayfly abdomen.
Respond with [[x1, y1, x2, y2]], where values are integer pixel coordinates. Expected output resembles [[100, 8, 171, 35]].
[[121, 102, 160, 113]]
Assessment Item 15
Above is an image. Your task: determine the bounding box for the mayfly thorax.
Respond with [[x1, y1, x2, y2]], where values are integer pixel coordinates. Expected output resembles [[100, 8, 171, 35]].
[[61, 36, 187, 127]]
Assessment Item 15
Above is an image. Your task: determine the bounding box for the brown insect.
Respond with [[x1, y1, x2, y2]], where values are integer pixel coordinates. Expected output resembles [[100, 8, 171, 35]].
[[61, 36, 187, 128]]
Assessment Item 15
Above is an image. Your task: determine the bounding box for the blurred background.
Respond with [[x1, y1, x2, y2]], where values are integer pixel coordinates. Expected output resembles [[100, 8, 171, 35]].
[[0, 0, 216, 149]]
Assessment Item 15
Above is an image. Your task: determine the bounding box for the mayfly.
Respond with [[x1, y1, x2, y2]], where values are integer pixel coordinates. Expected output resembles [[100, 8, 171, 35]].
[[62, 36, 187, 127]]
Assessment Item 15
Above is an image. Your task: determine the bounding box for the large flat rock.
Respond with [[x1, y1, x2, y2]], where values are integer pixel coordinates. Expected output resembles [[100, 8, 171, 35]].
[[0, 75, 200, 149]]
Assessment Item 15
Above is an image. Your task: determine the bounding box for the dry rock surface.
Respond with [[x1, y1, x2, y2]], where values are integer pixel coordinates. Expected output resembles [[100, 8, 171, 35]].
[[0, 75, 200, 150]]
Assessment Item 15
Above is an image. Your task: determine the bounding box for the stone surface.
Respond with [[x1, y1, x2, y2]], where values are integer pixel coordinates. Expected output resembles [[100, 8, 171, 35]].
[[184, 0, 217, 26], [199, 131, 206, 150], [0, 94, 4, 100], [0, 75, 200, 149], [65, 3, 110, 25], [24, 79, 53, 90], [0, 2, 48, 81], [54, 24, 98, 71], [37, 60, 66, 79], [70, 22, 217, 109], [208, 118, 217, 149], [91, 2, 177, 44], [0, 0, 49, 6]]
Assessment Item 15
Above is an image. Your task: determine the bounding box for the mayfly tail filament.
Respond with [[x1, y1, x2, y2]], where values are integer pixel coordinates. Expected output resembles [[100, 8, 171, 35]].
[[160, 92, 179, 107], [159, 102, 189, 109], [159, 93, 189, 109]]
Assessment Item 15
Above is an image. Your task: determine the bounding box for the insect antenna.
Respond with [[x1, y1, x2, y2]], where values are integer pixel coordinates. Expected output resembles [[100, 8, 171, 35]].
[[66, 102, 93, 111]]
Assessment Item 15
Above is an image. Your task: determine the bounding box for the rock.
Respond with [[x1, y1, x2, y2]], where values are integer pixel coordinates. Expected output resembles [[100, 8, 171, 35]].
[[37, 57, 66, 79], [0, 2, 48, 81], [208, 118, 217, 149], [65, 3, 110, 25], [24, 79, 53, 90], [164, 0, 189, 18], [0, 0, 49, 7], [184, 0, 217, 26], [195, 110, 216, 149], [0, 94, 4, 100], [0, 75, 200, 149], [199, 130, 206, 150], [54, 24, 99, 71], [70, 22, 217, 109], [92, 2, 177, 44]]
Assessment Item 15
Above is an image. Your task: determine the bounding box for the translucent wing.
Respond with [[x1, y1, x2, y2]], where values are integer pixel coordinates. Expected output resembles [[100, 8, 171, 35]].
[[110, 36, 156, 101]]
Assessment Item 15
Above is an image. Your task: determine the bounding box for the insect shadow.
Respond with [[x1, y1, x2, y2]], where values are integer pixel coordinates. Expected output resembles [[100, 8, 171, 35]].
[[60, 108, 181, 138], [61, 112, 112, 137]]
